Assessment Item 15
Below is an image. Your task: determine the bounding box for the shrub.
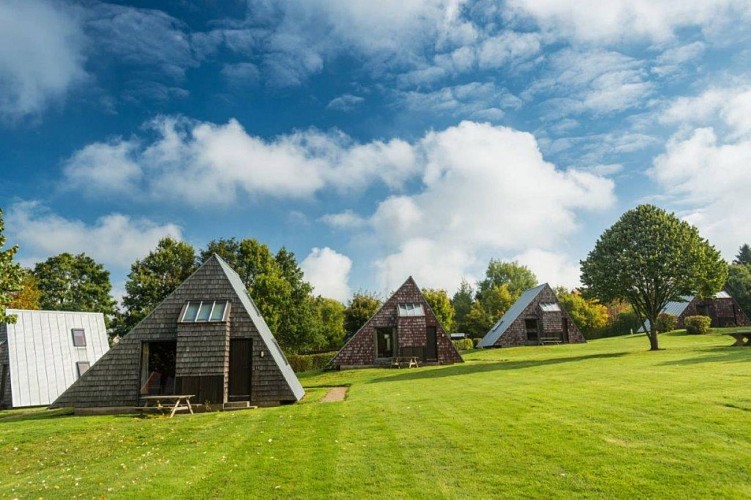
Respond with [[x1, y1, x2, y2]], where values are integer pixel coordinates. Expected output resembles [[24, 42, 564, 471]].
[[684, 315, 712, 335], [587, 310, 642, 339], [452, 338, 474, 351], [655, 313, 678, 333], [288, 351, 337, 373]]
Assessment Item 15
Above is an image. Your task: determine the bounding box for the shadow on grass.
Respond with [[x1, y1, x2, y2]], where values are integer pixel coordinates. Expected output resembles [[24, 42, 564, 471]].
[[0, 407, 73, 423], [367, 352, 630, 384], [658, 346, 751, 366]]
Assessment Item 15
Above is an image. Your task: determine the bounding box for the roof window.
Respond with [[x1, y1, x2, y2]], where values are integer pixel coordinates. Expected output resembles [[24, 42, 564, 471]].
[[181, 301, 230, 322], [398, 303, 425, 317]]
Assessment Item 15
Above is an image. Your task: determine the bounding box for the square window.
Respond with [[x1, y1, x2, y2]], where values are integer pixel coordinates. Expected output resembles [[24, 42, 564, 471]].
[[182, 302, 200, 322], [210, 302, 227, 321], [71, 328, 86, 347], [196, 302, 213, 321], [76, 361, 90, 377]]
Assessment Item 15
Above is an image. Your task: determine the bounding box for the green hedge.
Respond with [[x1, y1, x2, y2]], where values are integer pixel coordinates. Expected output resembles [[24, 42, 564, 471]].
[[685, 315, 712, 335], [288, 351, 337, 373], [655, 313, 678, 333], [452, 338, 474, 351]]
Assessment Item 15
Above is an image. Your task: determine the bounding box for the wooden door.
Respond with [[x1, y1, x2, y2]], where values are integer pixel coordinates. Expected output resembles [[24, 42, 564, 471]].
[[229, 339, 252, 401], [426, 326, 438, 361], [562, 318, 569, 343]]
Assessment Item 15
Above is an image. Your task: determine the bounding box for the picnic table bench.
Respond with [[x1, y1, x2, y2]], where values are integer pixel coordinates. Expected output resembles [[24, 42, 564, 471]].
[[727, 331, 751, 347], [141, 394, 194, 418], [391, 356, 420, 368], [539, 336, 562, 345]]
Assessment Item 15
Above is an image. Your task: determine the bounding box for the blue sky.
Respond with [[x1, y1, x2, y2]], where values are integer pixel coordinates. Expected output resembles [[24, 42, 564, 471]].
[[2, 0, 751, 303]]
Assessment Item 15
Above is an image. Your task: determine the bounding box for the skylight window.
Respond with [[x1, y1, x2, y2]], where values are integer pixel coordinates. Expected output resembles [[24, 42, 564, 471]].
[[71, 328, 86, 347], [398, 303, 425, 317], [181, 301, 230, 322]]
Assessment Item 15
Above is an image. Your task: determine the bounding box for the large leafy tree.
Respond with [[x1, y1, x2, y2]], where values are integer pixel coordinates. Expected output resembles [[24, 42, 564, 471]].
[[343, 291, 381, 338], [0, 208, 24, 323], [422, 288, 455, 331], [451, 279, 474, 331], [477, 259, 537, 300], [314, 297, 346, 350], [734, 244, 751, 266], [116, 238, 197, 336], [555, 287, 609, 337], [726, 263, 751, 319], [9, 270, 41, 310], [581, 205, 727, 350], [33, 253, 116, 317]]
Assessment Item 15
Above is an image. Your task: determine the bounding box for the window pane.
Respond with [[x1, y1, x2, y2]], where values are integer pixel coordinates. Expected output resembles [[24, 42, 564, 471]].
[[183, 302, 200, 322], [197, 301, 212, 321], [71, 329, 86, 347], [210, 302, 226, 321], [77, 362, 90, 377]]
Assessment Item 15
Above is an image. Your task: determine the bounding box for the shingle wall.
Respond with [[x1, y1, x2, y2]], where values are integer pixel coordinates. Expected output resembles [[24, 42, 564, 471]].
[[332, 277, 462, 367], [1, 324, 10, 408], [679, 297, 750, 328]]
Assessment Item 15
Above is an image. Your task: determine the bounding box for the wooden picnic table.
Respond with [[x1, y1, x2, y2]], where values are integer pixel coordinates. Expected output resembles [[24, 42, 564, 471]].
[[727, 331, 751, 347], [141, 394, 194, 418], [391, 356, 420, 368]]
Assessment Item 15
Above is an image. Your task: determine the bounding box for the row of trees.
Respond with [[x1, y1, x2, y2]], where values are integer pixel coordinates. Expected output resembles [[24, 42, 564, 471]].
[[2, 205, 749, 354]]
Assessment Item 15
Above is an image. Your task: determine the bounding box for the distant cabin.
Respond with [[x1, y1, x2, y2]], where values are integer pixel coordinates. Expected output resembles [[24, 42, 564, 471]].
[[1, 309, 109, 408], [52, 255, 304, 411], [478, 283, 586, 348], [640, 291, 750, 332], [332, 277, 463, 368]]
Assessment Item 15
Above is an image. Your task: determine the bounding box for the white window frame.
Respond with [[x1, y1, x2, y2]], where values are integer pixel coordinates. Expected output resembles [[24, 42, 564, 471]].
[[180, 301, 230, 323]]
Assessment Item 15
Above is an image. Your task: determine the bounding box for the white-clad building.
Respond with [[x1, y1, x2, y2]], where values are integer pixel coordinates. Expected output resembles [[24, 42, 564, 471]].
[[1, 309, 109, 408]]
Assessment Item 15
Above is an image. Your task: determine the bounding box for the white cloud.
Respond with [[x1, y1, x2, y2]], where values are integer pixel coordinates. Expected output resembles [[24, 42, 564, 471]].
[[477, 31, 542, 69], [653, 85, 751, 257], [398, 82, 521, 121], [320, 210, 368, 229], [62, 116, 419, 205], [0, 0, 86, 120], [513, 249, 581, 289], [363, 121, 615, 291], [507, 0, 750, 44], [326, 94, 365, 111], [6, 201, 183, 270], [527, 48, 654, 116], [301, 247, 352, 301]]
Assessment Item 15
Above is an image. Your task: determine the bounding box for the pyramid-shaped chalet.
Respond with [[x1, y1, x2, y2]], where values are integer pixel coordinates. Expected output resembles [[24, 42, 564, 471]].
[[332, 277, 463, 368], [52, 255, 304, 410], [478, 284, 586, 348]]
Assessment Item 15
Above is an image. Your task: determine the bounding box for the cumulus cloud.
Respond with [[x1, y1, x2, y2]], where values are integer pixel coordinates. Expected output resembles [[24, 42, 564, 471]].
[[513, 249, 582, 289], [5, 201, 183, 270], [62, 116, 419, 204], [364, 121, 615, 291], [0, 0, 86, 120], [652, 85, 751, 257], [300, 247, 352, 301], [507, 0, 750, 43]]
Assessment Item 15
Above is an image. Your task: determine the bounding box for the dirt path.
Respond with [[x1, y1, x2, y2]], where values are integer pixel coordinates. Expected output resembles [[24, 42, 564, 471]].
[[321, 386, 348, 403]]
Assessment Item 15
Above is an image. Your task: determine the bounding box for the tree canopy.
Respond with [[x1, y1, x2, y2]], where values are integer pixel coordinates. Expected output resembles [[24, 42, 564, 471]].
[[9, 269, 41, 310], [116, 238, 197, 337], [451, 279, 474, 332], [555, 287, 608, 337], [477, 259, 537, 300], [581, 204, 727, 350], [314, 297, 346, 350], [0, 208, 24, 324], [344, 292, 382, 338], [422, 288, 454, 331], [33, 252, 116, 317], [734, 244, 751, 266], [726, 262, 751, 319]]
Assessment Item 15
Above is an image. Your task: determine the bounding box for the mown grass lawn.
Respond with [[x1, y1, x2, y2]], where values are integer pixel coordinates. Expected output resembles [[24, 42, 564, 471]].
[[2, 331, 751, 499]]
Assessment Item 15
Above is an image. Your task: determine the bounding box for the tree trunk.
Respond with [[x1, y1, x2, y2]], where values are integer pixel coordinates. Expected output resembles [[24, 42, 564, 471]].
[[648, 319, 660, 350]]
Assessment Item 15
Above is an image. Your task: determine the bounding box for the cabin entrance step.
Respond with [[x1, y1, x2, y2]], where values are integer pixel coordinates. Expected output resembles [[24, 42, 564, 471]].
[[223, 401, 257, 411]]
